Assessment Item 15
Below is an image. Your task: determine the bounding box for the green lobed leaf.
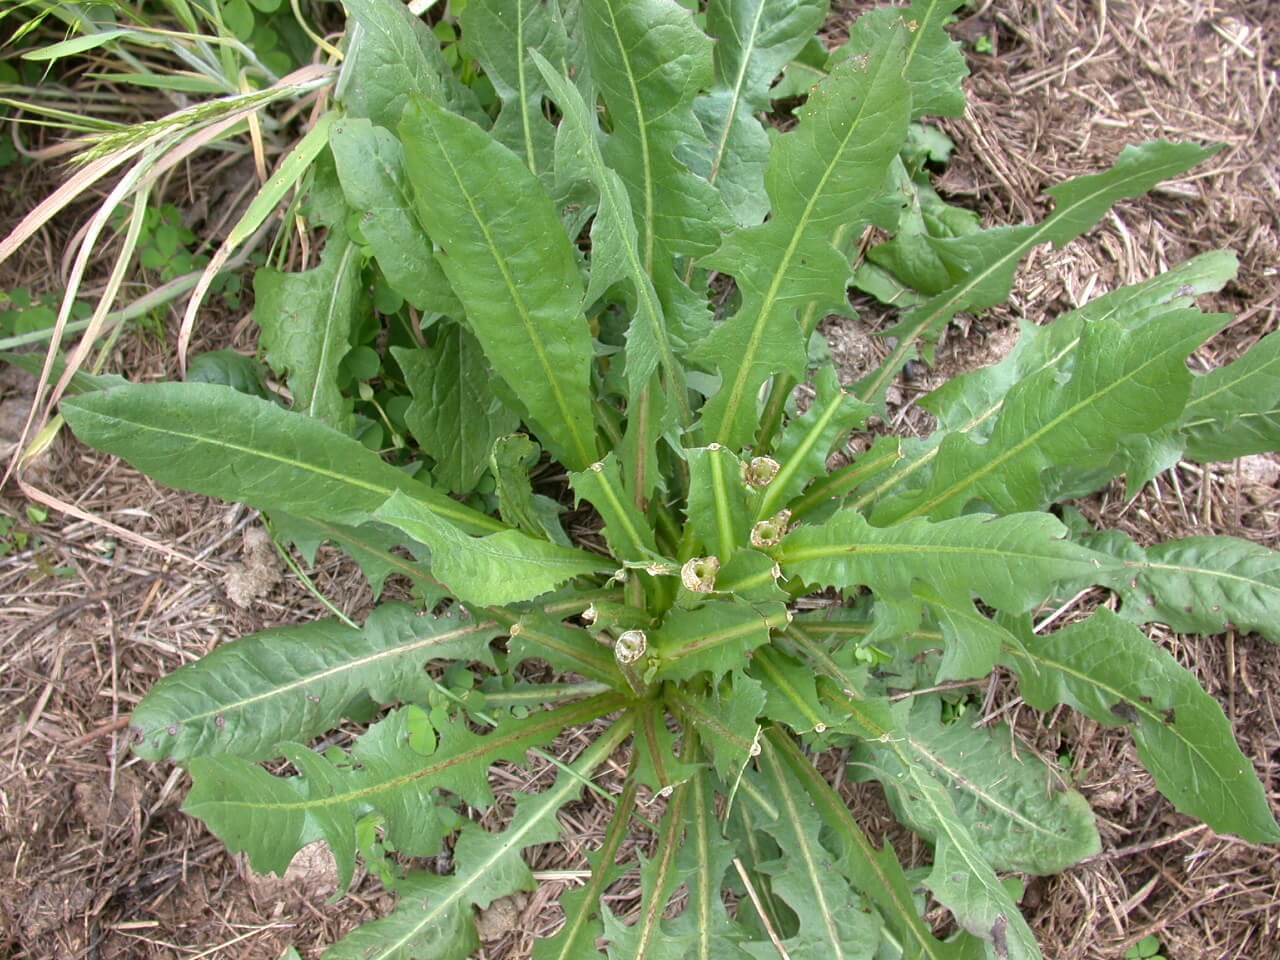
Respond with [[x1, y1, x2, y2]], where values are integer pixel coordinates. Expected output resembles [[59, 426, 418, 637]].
[[459, 0, 566, 180], [667, 674, 766, 786], [872, 309, 1227, 523], [186, 693, 622, 895], [533, 50, 687, 440], [323, 714, 633, 960], [632, 700, 698, 793], [1085, 529, 1280, 644], [763, 724, 980, 960], [269, 513, 441, 600], [749, 646, 830, 735], [394, 328, 519, 495], [330, 118, 463, 317], [653, 599, 789, 682], [60, 382, 501, 533], [694, 28, 911, 449], [674, 765, 754, 960], [854, 698, 1101, 876], [254, 229, 361, 431], [694, 0, 830, 225], [373, 490, 611, 606], [582, 0, 726, 270], [886, 752, 1041, 959], [855, 141, 1221, 408], [1008, 608, 1280, 843], [847, 252, 1237, 514], [602, 772, 695, 960], [685, 444, 753, 561], [400, 95, 599, 470], [339, 0, 471, 130], [776, 510, 1117, 669], [832, 0, 969, 120], [1157, 328, 1280, 467], [756, 363, 868, 519], [131, 603, 497, 762], [570, 453, 662, 562], [504, 608, 623, 688], [746, 733, 882, 960]]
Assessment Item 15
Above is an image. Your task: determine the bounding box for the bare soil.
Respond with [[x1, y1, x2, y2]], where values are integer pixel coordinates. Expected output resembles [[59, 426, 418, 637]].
[[2, 1, 1278, 958]]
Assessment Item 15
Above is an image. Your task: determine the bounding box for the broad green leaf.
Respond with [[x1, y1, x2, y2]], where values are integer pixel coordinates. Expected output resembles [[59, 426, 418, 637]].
[[833, 0, 969, 119], [776, 510, 1117, 661], [339, 0, 449, 130], [694, 29, 911, 449], [460, 0, 565, 179], [582, 0, 726, 269], [763, 725, 978, 960], [254, 229, 360, 431], [323, 714, 633, 960], [1008, 608, 1280, 843], [855, 698, 1100, 875], [187, 349, 272, 399], [60, 382, 501, 533], [570, 453, 661, 562], [330, 118, 463, 317], [855, 141, 1221, 408], [749, 646, 829, 735], [872, 309, 1227, 523], [534, 774, 639, 960], [756, 364, 868, 519], [653, 599, 789, 682], [373, 490, 611, 606], [186, 694, 622, 894], [504, 608, 623, 687], [400, 96, 599, 470], [694, 0, 830, 225], [131, 604, 497, 762], [1086, 530, 1280, 644], [847, 252, 1237, 514], [394, 329, 519, 494], [533, 51, 686, 433], [685, 444, 752, 561], [746, 733, 882, 960]]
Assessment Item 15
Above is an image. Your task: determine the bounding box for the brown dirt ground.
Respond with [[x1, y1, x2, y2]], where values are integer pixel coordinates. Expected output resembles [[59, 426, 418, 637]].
[[2, 1, 1279, 958]]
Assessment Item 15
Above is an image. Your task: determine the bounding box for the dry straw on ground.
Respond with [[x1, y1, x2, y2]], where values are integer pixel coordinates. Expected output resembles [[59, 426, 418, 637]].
[[2, 1, 1278, 957]]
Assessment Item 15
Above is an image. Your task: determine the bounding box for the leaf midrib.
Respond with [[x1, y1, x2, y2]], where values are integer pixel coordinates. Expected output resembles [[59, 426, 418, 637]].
[[73, 409, 502, 532], [420, 105, 595, 467], [151, 620, 493, 733], [855, 158, 1207, 405], [598, 0, 655, 274], [715, 49, 895, 445], [895, 330, 1195, 520], [189, 695, 618, 814], [706, 0, 769, 186], [367, 717, 631, 960]]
